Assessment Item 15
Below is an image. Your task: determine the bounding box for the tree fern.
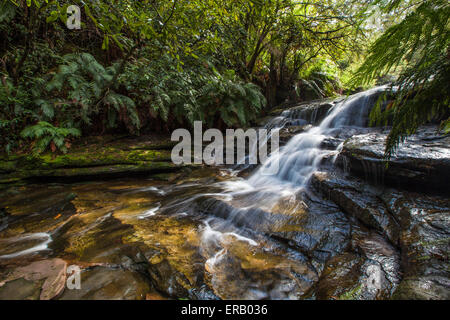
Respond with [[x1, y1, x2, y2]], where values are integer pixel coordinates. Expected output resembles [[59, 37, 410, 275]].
[[353, 0, 450, 159]]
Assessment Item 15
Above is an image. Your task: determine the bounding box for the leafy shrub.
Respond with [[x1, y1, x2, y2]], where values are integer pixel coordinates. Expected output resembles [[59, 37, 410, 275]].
[[20, 121, 81, 154], [46, 53, 140, 132], [197, 71, 266, 127], [120, 55, 266, 128]]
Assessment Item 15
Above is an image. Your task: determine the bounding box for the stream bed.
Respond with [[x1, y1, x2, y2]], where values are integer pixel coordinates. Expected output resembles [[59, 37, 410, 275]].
[[0, 88, 449, 300]]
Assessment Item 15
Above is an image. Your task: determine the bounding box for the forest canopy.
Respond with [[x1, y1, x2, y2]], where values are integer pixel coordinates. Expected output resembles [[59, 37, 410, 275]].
[[0, 0, 448, 156]]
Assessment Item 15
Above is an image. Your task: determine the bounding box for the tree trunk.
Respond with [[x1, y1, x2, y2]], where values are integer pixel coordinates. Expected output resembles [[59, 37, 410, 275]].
[[266, 53, 277, 110]]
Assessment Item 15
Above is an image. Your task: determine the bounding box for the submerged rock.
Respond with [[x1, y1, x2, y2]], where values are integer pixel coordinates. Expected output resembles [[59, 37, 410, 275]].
[[204, 236, 318, 299], [194, 191, 351, 266], [0, 258, 67, 300], [59, 266, 151, 300], [0, 89, 448, 301]]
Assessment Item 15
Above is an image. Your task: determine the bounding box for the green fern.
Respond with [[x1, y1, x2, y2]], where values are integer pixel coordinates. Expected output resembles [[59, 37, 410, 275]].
[[353, 0, 450, 159], [20, 121, 81, 154], [46, 53, 140, 132], [120, 55, 266, 128]]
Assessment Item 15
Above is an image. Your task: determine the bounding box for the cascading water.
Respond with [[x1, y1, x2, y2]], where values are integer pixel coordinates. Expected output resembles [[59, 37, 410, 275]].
[[0, 86, 390, 300], [249, 86, 385, 189], [148, 86, 388, 298], [192, 86, 386, 226], [181, 86, 386, 298]]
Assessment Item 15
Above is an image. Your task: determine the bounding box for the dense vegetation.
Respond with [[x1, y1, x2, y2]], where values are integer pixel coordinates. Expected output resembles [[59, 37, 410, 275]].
[[0, 0, 448, 156], [354, 0, 450, 158]]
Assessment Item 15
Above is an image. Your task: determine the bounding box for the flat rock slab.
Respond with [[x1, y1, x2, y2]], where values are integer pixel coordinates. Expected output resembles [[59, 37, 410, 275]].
[[340, 126, 450, 193], [0, 136, 188, 183], [311, 171, 400, 245], [0, 258, 67, 300]]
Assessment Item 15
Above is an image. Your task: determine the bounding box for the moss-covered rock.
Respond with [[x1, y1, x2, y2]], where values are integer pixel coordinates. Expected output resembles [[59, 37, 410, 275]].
[[0, 135, 190, 183]]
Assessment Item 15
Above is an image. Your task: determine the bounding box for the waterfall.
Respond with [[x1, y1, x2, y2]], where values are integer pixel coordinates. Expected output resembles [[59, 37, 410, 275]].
[[186, 87, 388, 228], [164, 86, 388, 290], [248, 86, 386, 190]]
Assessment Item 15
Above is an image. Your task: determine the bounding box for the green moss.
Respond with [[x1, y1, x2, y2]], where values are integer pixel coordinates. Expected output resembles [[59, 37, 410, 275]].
[[338, 284, 363, 300], [127, 141, 177, 151], [0, 160, 17, 173], [0, 136, 186, 183], [418, 238, 450, 247], [0, 176, 23, 184]]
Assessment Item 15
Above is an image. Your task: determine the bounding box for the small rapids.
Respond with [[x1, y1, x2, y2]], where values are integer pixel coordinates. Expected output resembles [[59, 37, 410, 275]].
[[139, 86, 388, 298], [1, 86, 401, 300], [188, 87, 386, 236]]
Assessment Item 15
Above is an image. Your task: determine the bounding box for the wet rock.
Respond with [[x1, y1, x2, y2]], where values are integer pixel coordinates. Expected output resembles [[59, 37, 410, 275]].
[[146, 257, 201, 299], [340, 126, 450, 193], [0, 186, 78, 260], [58, 266, 151, 300], [194, 191, 351, 268], [0, 258, 67, 300], [203, 233, 318, 299], [114, 200, 210, 299], [380, 191, 450, 299], [0, 208, 7, 233], [285, 101, 335, 124], [311, 170, 449, 299], [311, 171, 400, 245], [0, 138, 185, 182], [392, 273, 450, 300], [0, 277, 43, 300], [15, 162, 180, 182], [314, 252, 364, 299], [337, 261, 391, 300], [279, 125, 313, 145], [352, 230, 401, 299], [315, 228, 401, 300], [320, 137, 343, 150]]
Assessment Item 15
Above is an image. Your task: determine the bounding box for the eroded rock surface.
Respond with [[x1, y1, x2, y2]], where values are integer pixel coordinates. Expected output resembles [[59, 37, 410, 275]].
[[340, 126, 450, 193], [311, 170, 449, 300]]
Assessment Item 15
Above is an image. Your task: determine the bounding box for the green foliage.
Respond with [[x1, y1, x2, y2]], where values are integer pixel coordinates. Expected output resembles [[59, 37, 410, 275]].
[[353, 0, 450, 158], [120, 54, 266, 128], [46, 53, 140, 132], [197, 72, 266, 127], [20, 121, 81, 154], [0, 0, 398, 154]]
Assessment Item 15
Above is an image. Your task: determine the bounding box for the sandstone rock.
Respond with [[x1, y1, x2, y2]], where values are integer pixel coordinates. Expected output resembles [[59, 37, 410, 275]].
[[340, 126, 450, 193], [311, 171, 400, 245], [0, 258, 67, 300]]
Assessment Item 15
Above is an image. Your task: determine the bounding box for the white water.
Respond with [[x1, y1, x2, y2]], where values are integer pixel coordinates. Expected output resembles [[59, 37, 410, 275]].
[[249, 86, 385, 189], [138, 204, 161, 219], [0, 232, 52, 259], [218, 87, 384, 201], [200, 86, 386, 243]]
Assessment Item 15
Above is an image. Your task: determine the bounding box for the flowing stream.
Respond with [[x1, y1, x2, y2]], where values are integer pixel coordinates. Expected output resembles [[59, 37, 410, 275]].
[[189, 87, 386, 243], [1, 86, 408, 300]]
